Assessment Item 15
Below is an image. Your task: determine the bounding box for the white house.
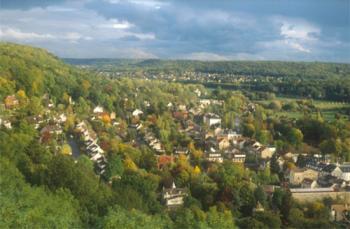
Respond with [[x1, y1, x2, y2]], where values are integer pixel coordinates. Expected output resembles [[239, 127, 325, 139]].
[[3, 120, 12, 129], [162, 182, 188, 209], [194, 88, 201, 97], [93, 106, 104, 114], [203, 113, 221, 127], [132, 109, 143, 117], [340, 164, 350, 181]]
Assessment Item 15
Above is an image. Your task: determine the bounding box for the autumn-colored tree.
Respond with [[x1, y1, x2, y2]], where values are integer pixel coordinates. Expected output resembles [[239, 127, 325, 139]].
[[61, 144, 72, 155], [101, 113, 111, 125]]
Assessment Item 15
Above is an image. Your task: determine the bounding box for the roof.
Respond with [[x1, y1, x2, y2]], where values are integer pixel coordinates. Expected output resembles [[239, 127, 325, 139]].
[[302, 178, 315, 185], [331, 204, 349, 212], [340, 165, 350, 173], [204, 113, 220, 119], [322, 164, 338, 173]]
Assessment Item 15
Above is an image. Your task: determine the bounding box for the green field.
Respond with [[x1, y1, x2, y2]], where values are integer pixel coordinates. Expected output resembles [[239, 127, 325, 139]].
[[255, 97, 350, 121]]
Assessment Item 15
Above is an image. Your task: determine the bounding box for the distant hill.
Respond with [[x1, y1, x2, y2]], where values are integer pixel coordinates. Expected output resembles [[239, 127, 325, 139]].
[[64, 58, 350, 79]]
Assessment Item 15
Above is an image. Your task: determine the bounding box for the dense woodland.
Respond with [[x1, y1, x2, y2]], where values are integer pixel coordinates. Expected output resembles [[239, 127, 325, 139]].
[[1, 43, 350, 228]]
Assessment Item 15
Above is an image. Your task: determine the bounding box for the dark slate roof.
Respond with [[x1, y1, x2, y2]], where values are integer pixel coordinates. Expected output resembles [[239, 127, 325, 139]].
[[322, 164, 337, 173], [340, 165, 350, 173]]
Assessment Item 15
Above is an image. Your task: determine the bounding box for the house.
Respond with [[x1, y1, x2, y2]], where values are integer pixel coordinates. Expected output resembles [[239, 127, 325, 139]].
[[199, 99, 211, 107], [174, 147, 189, 157], [233, 138, 247, 150], [225, 130, 242, 140], [223, 147, 245, 163], [283, 152, 299, 163], [340, 164, 350, 181], [205, 149, 223, 163], [90, 152, 104, 161], [194, 88, 201, 97], [93, 106, 104, 114], [203, 113, 221, 127], [188, 107, 202, 116], [144, 101, 151, 107], [305, 159, 327, 172], [26, 115, 44, 129], [262, 185, 280, 195], [3, 120, 12, 129], [167, 102, 173, 108], [253, 201, 265, 213], [110, 112, 116, 120], [4, 95, 19, 109], [258, 146, 276, 159], [320, 164, 350, 182], [330, 204, 349, 222], [245, 140, 275, 159], [173, 111, 189, 120], [151, 141, 165, 153], [218, 138, 230, 150], [40, 125, 63, 135], [288, 167, 319, 185], [232, 154, 246, 163], [301, 178, 318, 189], [178, 104, 187, 111], [317, 175, 342, 188], [162, 182, 188, 209], [57, 113, 67, 123], [132, 109, 143, 117]]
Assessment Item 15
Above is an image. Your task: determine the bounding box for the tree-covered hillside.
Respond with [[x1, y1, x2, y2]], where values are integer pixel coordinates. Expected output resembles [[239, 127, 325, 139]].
[[0, 42, 94, 101], [65, 58, 350, 79], [65, 58, 350, 102]]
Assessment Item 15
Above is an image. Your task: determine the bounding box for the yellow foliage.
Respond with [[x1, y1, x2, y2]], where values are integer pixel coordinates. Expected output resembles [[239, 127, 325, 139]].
[[101, 113, 111, 124], [193, 165, 201, 175], [64, 114, 75, 131], [124, 158, 138, 171], [61, 144, 72, 155], [16, 89, 27, 99]]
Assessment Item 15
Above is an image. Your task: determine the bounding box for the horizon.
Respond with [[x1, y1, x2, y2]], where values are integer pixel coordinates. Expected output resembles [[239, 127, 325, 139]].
[[0, 0, 349, 62]]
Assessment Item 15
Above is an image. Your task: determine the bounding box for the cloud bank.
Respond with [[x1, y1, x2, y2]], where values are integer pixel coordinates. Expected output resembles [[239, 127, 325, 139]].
[[0, 0, 348, 62]]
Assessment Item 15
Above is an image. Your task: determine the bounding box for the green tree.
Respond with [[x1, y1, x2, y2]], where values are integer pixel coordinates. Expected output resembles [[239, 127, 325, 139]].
[[105, 154, 124, 180], [0, 158, 82, 228]]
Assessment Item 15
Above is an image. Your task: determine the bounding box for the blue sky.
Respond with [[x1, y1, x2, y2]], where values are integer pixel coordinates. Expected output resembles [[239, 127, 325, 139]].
[[0, 0, 349, 62]]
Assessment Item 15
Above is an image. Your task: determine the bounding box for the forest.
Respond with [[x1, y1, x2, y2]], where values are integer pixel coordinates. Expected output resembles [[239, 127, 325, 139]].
[[1, 43, 350, 228]]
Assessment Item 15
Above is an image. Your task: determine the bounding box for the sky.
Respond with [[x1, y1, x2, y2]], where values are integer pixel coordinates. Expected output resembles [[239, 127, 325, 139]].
[[0, 0, 349, 62]]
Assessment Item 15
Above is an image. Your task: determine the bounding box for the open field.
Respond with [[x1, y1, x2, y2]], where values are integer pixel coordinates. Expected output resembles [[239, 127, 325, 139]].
[[255, 96, 350, 121]]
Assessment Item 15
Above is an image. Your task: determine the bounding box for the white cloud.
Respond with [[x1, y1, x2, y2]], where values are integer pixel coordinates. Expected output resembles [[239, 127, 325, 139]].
[[280, 20, 320, 41], [267, 17, 321, 53], [125, 48, 158, 58], [284, 40, 310, 53], [103, 19, 134, 29], [182, 52, 229, 61], [0, 27, 93, 43], [0, 27, 55, 40], [63, 32, 93, 43], [181, 52, 266, 61], [128, 0, 166, 9], [128, 32, 155, 40]]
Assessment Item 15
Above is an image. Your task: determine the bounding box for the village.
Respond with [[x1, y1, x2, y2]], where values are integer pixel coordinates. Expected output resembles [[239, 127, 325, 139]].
[[1, 88, 349, 221]]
